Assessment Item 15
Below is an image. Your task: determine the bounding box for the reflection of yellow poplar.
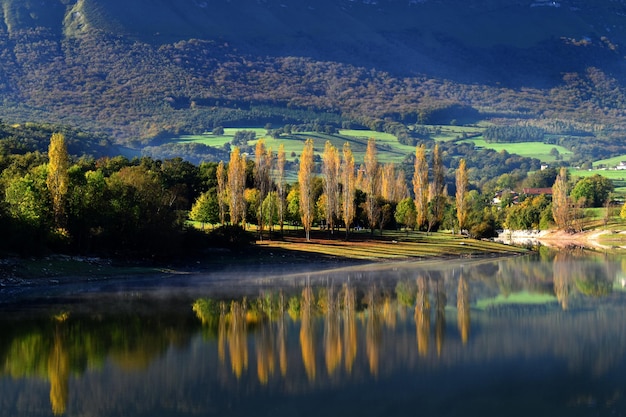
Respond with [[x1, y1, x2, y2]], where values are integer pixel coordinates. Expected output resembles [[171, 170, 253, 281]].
[[300, 310, 316, 381], [382, 297, 397, 329], [300, 286, 317, 381], [278, 319, 288, 377], [434, 281, 447, 356], [365, 288, 381, 376], [48, 329, 69, 416], [228, 302, 248, 378], [553, 254, 570, 310], [415, 276, 430, 356], [457, 275, 470, 345], [366, 314, 380, 376], [343, 285, 357, 374], [324, 291, 342, 375], [256, 325, 275, 385], [218, 306, 227, 363]]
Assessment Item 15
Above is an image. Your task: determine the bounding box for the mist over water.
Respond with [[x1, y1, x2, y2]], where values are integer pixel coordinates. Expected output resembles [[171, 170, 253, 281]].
[[1, 249, 626, 416]]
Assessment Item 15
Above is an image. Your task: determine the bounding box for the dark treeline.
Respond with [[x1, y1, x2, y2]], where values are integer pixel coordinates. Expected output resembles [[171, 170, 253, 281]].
[[483, 126, 546, 143]]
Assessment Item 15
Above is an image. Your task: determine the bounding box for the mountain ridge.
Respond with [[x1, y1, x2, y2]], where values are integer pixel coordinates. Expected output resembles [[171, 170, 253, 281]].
[[0, 0, 625, 144]]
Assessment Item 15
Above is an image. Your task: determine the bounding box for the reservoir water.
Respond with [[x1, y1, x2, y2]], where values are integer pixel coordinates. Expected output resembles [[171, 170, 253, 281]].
[[1, 248, 626, 416]]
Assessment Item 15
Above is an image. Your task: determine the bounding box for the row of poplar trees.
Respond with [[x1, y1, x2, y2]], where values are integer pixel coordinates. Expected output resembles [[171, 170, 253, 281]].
[[197, 137, 470, 241]]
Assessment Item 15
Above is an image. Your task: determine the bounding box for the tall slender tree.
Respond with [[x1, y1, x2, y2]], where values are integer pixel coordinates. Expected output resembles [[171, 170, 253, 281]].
[[254, 139, 272, 239], [276, 144, 286, 234], [455, 158, 469, 233], [227, 147, 247, 227], [394, 169, 409, 202], [552, 167, 571, 230], [321, 141, 340, 234], [364, 137, 380, 234], [216, 160, 227, 225], [298, 139, 315, 241], [341, 143, 356, 239], [428, 143, 446, 232], [412, 144, 429, 230], [47, 132, 70, 230]]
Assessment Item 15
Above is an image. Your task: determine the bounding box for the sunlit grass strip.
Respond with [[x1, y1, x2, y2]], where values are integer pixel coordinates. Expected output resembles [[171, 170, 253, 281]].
[[260, 233, 526, 261]]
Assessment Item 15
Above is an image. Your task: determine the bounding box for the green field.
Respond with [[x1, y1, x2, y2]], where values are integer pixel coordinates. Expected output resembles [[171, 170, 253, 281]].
[[592, 154, 626, 169], [171, 125, 585, 171], [171, 128, 417, 165], [569, 168, 626, 196], [467, 139, 573, 162]]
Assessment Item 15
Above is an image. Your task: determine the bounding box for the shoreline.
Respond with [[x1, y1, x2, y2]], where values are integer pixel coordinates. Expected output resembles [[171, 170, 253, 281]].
[[0, 233, 529, 303], [499, 228, 626, 250]]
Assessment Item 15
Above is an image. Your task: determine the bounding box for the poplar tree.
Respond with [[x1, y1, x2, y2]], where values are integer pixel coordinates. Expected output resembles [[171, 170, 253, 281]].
[[394, 169, 409, 202], [412, 144, 429, 230], [455, 158, 469, 234], [228, 147, 247, 227], [47, 132, 70, 230], [341, 143, 356, 239], [276, 144, 286, 234], [321, 141, 340, 234], [364, 137, 380, 234], [254, 139, 272, 238], [381, 163, 394, 202], [552, 167, 571, 230], [216, 160, 227, 225], [428, 143, 446, 232], [298, 139, 315, 241]]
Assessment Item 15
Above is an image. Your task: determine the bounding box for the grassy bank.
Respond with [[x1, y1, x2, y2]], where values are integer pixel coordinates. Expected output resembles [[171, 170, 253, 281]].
[[254, 229, 528, 261]]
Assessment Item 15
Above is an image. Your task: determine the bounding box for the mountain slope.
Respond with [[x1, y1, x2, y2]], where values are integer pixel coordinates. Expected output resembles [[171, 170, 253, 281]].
[[0, 0, 625, 144]]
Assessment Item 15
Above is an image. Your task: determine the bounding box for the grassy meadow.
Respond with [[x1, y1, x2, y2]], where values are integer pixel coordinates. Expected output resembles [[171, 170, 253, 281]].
[[172, 125, 574, 165], [466, 139, 572, 162], [592, 154, 626, 169], [172, 128, 417, 165]]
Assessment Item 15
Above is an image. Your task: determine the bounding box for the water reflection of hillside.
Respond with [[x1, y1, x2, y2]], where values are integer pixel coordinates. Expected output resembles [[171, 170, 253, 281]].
[[1, 250, 626, 416]]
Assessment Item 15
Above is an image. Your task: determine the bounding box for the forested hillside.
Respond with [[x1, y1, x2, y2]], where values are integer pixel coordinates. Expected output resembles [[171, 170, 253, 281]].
[[0, 0, 625, 148]]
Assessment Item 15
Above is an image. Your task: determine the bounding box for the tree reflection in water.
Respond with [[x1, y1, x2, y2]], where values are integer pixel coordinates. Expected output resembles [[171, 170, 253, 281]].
[[5, 250, 626, 416]]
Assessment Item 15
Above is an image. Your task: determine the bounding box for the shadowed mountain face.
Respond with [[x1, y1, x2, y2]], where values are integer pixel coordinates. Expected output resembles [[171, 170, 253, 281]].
[[0, 0, 625, 141]]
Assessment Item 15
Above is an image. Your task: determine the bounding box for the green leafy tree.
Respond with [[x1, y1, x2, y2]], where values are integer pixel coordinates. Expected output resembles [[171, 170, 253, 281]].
[[570, 174, 614, 208], [67, 168, 108, 251], [262, 191, 279, 231], [395, 197, 416, 231], [190, 190, 219, 229], [105, 165, 179, 254], [5, 172, 48, 228], [286, 188, 300, 226]]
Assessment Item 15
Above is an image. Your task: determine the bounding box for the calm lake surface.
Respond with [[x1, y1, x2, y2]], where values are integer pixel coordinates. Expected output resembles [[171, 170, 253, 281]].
[[2, 248, 626, 417]]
